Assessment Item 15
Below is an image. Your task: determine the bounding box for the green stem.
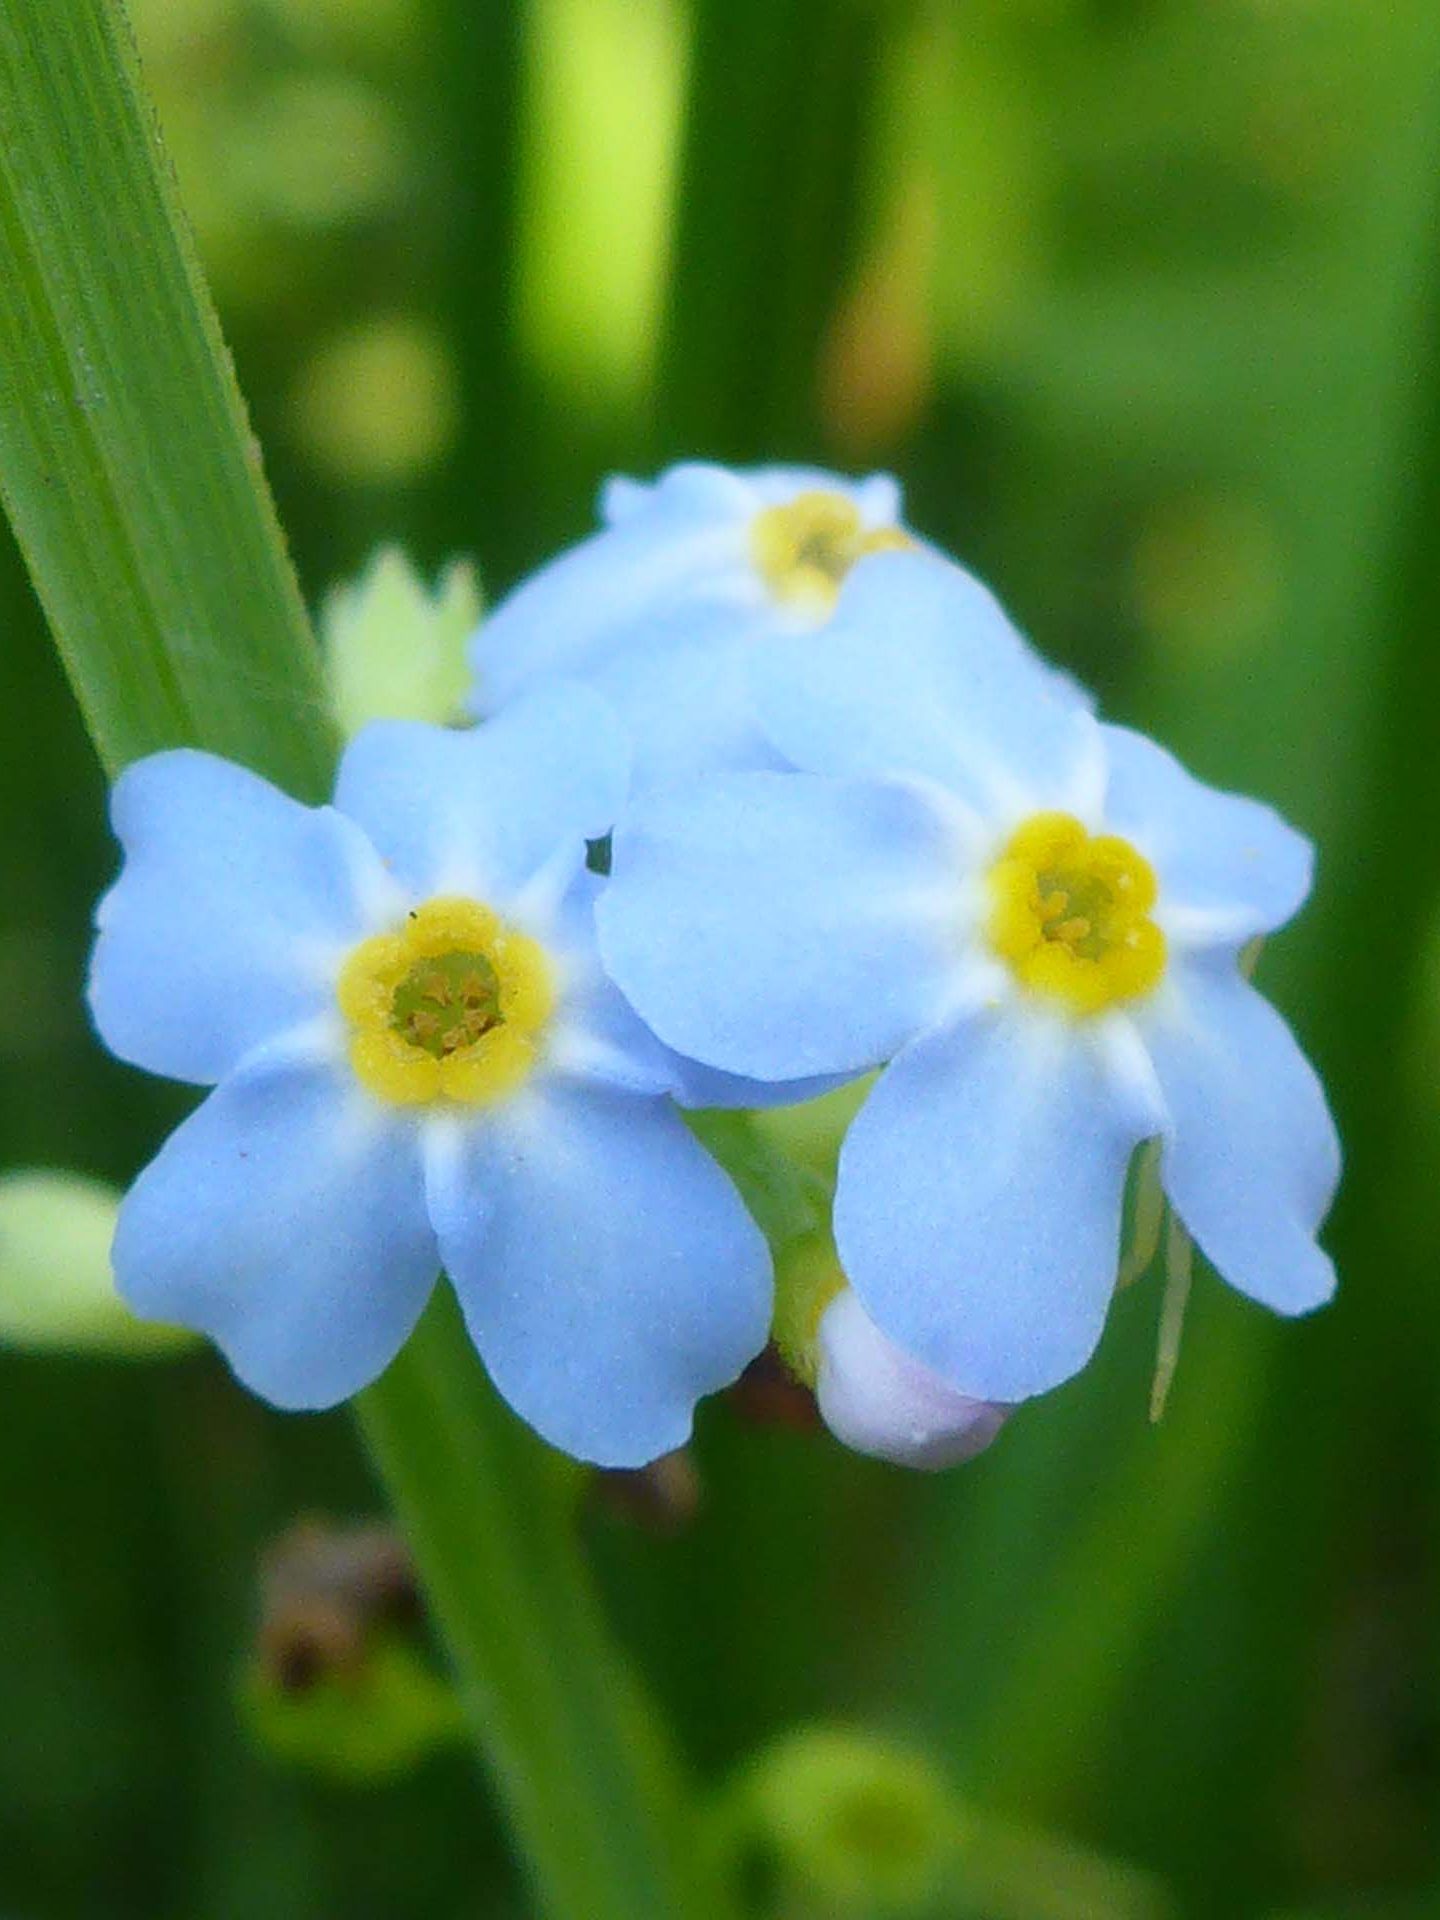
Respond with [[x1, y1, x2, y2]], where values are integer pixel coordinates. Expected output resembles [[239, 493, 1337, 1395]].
[[357, 1295, 719, 1920], [0, 7, 720, 1916]]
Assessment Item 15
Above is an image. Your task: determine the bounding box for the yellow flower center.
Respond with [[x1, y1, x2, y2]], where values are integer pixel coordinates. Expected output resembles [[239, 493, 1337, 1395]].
[[337, 896, 554, 1106], [750, 490, 913, 615], [987, 813, 1166, 1016]]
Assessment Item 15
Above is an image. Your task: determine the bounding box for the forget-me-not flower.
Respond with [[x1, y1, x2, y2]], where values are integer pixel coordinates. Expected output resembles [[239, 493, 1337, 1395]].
[[87, 686, 771, 1467], [599, 552, 1340, 1404], [469, 462, 980, 791]]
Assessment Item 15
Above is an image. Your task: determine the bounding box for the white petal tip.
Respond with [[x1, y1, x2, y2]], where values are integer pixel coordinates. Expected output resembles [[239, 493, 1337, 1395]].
[[815, 1290, 1013, 1471]]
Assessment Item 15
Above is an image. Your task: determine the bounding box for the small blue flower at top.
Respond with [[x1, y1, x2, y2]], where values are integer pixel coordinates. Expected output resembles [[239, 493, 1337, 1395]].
[[468, 462, 1031, 792], [598, 552, 1341, 1405], [87, 685, 772, 1468]]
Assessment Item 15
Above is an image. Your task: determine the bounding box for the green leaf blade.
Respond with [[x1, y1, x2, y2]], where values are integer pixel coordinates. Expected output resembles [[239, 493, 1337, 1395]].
[[0, 0, 334, 796]]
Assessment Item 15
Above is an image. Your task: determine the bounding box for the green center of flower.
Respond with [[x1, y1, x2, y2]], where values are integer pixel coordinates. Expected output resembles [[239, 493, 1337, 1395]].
[[337, 895, 554, 1107], [387, 950, 502, 1059], [987, 812, 1166, 1015]]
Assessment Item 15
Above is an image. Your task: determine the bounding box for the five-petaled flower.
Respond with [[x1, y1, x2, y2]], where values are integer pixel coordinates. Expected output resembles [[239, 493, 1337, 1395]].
[[599, 552, 1341, 1405], [88, 685, 772, 1467], [469, 462, 947, 792]]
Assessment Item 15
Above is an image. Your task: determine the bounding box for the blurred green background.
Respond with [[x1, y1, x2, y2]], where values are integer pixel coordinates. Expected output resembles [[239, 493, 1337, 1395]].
[[3, 0, 1439, 1914]]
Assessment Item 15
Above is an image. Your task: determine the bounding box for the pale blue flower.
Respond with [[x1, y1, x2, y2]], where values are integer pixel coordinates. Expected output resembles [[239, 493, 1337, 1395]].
[[469, 461, 1028, 791], [88, 686, 771, 1466], [599, 552, 1339, 1403]]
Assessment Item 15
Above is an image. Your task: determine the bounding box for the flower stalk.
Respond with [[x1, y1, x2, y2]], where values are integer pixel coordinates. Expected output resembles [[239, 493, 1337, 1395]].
[[0, 7, 722, 1916], [356, 1295, 718, 1920]]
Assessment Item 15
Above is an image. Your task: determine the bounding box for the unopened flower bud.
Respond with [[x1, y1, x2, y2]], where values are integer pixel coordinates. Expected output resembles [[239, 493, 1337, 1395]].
[[321, 545, 480, 736], [0, 1169, 196, 1359], [815, 1287, 1010, 1471]]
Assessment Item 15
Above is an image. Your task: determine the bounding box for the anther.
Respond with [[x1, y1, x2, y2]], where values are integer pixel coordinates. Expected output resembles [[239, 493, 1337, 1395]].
[[986, 811, 1166, 1015]]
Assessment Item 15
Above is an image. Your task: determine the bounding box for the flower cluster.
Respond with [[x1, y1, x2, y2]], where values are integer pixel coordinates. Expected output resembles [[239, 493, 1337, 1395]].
[[88, 464, 1339, 1470]]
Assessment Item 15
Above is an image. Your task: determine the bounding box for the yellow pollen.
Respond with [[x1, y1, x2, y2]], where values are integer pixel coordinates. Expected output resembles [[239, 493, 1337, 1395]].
[[986, 812, 1165, 1016], [336, 895, 554, 1107], [750, 490, 913, 615]]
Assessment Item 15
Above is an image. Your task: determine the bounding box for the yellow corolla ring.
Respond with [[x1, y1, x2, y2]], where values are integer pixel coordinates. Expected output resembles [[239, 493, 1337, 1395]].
[[337, 895, 554, 1107], [750, 490, 913, 615], [987, 812, 1166, 1017]]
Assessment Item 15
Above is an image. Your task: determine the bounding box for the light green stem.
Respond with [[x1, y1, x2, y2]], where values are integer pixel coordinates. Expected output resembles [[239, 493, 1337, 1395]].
[[1148, 1213, 1193, 1425], [0, 7, 721, 1915], [357, 1295, 717, 1920]]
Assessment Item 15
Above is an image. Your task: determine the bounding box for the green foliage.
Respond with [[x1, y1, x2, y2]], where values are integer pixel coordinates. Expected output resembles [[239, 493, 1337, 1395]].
[[356, 1296, 725, 1919], [242, 1636, 465, 1785], [0, 1169, 196, 1357], [0, 0, 333, 795], [720, 1724, 963, 1914], [687, 1110, 829, 1257]]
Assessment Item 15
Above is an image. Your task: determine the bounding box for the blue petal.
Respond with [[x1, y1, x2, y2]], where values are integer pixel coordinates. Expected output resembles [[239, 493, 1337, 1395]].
[[599, 772, 965, 1081], [543, 870, 826, 1107], [598, 461, 901, 530], [599, 461, 756, 527], [664, 1057, 850, 1113], [576, 607, 783, 790], [427, 1084, 772, 1467], [334, 684, 628, 904], [834, 1008, 1151, 1400], [471, 496, 751, 714], [113, 1048, 437, 1408], [1101, 725, 1314, 945], [540, 870, 692, 1098], [1143, 955, 1339, 1313], [741, 464, 903, 519], [90, 751, 395, 1085], [753, 550, 1100, 818]]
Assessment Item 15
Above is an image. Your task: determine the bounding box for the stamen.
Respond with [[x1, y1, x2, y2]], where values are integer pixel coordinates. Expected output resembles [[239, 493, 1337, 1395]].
[[751, 491, 914, 614], [987, 813, 1165, 1016], [336, 896, 554, 1107]]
